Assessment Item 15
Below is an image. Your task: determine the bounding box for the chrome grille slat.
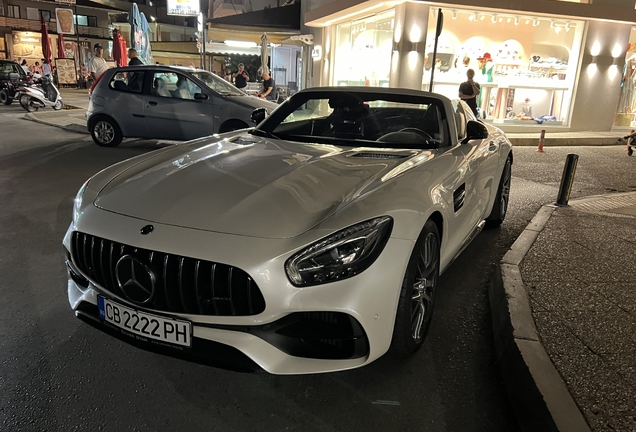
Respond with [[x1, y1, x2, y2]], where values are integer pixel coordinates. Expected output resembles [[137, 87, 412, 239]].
[[69, 232, 265, 316], [228, 268, 236, 316], [210, 263, 219, 315]]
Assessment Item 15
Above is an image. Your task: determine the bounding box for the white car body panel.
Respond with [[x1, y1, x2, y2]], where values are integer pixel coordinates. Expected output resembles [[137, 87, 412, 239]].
[[65, 88, 513, 374]]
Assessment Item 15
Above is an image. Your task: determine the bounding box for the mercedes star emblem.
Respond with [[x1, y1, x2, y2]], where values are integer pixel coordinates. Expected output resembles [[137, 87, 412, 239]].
[[140, 225, 154, 235], [115, 255, 156, 305]]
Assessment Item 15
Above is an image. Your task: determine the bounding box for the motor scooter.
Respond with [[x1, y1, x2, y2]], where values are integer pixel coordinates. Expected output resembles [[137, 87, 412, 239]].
[[19, 75, 63, 112]]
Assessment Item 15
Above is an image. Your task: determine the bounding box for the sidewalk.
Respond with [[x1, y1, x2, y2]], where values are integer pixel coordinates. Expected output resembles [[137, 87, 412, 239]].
[[491, 192, 636, 432]]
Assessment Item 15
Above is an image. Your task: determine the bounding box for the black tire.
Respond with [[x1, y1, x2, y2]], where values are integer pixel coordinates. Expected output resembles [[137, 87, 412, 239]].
[[628, 148, 634, 157], [24, 97, 38, 112], [0, 89, 11, 105], [391, 219, 440, 355], [90, 117, 123, 147], [219, 119, 249, 134], [485, 156, 512, 228]]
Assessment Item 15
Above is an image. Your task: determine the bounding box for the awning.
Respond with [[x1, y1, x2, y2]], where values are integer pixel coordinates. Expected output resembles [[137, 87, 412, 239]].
[[150, 41, 260, 57], [207, 3, 300, 44]]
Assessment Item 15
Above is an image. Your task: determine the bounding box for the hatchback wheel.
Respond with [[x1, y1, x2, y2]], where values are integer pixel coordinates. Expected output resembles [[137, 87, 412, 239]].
[[91, 118, 123, 147]]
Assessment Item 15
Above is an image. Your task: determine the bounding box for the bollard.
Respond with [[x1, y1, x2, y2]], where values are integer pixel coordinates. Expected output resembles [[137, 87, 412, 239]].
[[536, 129, 546, 152], [556, 154, 579, 206]]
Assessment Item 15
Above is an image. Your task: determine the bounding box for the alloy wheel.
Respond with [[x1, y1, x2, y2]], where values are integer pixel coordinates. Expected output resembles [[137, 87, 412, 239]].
[[94, 121, 115, 144], [411, 232, 439, 342]]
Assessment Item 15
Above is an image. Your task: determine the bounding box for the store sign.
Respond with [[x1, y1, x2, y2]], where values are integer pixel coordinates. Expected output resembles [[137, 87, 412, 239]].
[[311, 46, 322, 60], [56, 8, 75, 35], [12, 33, 43, 58], [167, 0, 199, 16]]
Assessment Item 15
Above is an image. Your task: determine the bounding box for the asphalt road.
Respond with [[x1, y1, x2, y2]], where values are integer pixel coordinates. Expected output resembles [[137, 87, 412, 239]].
[[2, 103, 635, 432]]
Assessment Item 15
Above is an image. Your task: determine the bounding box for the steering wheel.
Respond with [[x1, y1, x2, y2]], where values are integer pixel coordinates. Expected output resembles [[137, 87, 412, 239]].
[[398, 128, 433, 141]]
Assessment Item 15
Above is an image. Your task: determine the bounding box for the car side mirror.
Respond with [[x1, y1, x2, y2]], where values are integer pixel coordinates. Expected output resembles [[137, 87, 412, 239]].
[[463, 120, 488, 143], [194, 93, 208, 101], [251, 107, 268, 124]]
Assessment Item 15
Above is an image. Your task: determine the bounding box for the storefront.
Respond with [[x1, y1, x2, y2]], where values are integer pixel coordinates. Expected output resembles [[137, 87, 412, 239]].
[[615, 27, 636, 129], [306, 0, 634, 132], [422, 8, 584, 128]]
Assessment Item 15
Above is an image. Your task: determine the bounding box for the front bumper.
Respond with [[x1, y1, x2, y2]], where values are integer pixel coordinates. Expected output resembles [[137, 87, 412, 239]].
[[64, 210, 414, 374]]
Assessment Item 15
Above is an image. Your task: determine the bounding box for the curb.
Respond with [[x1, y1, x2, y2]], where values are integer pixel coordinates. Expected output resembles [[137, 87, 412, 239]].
[[508, 137, 623, 147], [23, 112, 88, 134], [489, 205, 591, 432]]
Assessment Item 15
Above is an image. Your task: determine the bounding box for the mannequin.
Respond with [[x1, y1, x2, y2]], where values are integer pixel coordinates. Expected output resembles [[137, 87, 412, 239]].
[[478, 52, 494, 83]]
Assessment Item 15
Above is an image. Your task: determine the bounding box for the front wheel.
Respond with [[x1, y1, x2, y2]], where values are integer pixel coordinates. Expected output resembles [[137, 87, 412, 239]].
[[0, 89, 11, 105], [53, 99, 63, 110], [391, 219, 440, 355], [90, 117, 123, 147], [485, 156, 512, 228]]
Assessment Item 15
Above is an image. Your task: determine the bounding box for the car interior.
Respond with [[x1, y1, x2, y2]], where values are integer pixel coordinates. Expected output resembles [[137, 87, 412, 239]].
[[270, 94, 448, 149]]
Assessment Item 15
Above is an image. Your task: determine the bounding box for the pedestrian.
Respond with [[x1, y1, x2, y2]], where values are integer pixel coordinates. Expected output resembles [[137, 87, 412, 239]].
[[232, 63, 249, 90], [31, 61, 42, 75], [127, 48, 143, 66], [256, 70, 276, 101], [20, 60, 30, 74], [87, 43, 108, 81], [458, 68, 481, 117], [42, 59, 52, 77]]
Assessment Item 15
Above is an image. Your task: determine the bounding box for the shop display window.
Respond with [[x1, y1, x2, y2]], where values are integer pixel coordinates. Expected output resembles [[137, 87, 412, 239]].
[[424, 8, 583, 127], [333, 10, 394, 87], [614, 28, 636, 128]]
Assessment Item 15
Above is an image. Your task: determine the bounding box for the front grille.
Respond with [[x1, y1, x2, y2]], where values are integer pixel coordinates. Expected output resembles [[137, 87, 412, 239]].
[[349, 152, 408, 159], [70, 232, 266, 316]]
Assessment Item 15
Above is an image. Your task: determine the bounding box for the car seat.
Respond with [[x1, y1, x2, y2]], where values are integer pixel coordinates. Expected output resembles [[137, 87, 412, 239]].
[[326, 94, 369, 139], [153, 78, 170, 97]]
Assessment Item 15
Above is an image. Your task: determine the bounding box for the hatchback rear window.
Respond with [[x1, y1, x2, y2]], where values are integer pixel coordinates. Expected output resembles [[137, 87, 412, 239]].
[[108, 71, 145, 93]]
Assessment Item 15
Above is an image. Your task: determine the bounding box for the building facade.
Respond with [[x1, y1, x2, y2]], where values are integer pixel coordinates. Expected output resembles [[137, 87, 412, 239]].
[[302, 0, 636, 132]]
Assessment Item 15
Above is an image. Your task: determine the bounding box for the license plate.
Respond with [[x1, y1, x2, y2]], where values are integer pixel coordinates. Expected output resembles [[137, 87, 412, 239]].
[[98, 296, 191, 347]]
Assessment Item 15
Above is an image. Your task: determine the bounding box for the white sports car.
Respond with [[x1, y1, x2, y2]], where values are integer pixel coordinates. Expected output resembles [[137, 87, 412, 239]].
[[64, 87, 512, 374]]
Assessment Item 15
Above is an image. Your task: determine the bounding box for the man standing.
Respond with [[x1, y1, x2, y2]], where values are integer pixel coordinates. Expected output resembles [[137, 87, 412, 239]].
[[458, 68, 481, 117], [42, 59, 52, 77], [127, 48, 143, 66], [256, 70, 276, 101], [232, 63, 249, 90], [87, 43, 108, 81]]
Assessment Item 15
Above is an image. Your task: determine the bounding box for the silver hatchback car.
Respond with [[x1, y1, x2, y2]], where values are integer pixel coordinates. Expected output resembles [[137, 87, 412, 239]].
[[87, 65, 278, 147]]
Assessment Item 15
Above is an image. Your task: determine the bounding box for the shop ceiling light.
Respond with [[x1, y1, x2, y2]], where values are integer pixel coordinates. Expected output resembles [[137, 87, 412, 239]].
[[533, 19, 540, 26], [491, 14, 497, 23], [470, 13, 477, 21], [550, 21, 556, 28], [452, 10, 457, 19], [565, 22, 570, 31], [507, 17, 511, 23], [224, 40, 258, 48], [514, 17, 520, 25], [525, 19, 530, 25]]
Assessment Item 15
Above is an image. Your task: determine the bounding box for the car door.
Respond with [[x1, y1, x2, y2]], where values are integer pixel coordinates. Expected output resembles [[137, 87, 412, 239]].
[[102, 70, 149, 138], [143, 71, 214, 141], [441, 101, 492, 251]]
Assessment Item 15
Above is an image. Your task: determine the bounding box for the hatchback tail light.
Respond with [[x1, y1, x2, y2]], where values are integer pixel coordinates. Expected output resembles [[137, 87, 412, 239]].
[[88, 71, 106, 98]]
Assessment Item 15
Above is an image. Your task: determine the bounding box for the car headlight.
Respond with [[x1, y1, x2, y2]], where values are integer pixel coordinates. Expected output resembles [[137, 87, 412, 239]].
[[73, 181, 88, 224], [285, 216, 393, 287]]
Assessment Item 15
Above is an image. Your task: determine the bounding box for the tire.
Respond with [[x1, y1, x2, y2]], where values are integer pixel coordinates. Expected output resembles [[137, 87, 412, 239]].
[[19, 95, 29, 109], [53, 99, 63, 110], [218, 120, 249, 134], [90, 117, 123, 147], [24, 97, 38, 112], [485, 156, 512, 228], [391, 219, 440, 355], [0, 89, 11, 105]]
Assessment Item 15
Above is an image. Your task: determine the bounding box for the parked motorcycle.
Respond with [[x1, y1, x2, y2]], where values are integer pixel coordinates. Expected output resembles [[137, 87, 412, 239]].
[[19, 75, 63, 112], [0, 72, 24, 105]]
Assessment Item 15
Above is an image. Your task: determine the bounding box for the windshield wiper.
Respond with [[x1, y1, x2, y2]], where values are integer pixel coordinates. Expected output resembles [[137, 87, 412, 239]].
[[250, 128, 280, 140]]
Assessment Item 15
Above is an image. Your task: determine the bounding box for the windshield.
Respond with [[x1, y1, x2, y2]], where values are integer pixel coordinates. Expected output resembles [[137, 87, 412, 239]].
[[252, 91, 448, 149], [191, 70, 245, 96]]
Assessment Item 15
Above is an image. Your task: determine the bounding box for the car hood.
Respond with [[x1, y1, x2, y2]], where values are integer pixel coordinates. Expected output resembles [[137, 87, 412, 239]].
[[93, 135, 429, 238], [225, 94, 278, 111]]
